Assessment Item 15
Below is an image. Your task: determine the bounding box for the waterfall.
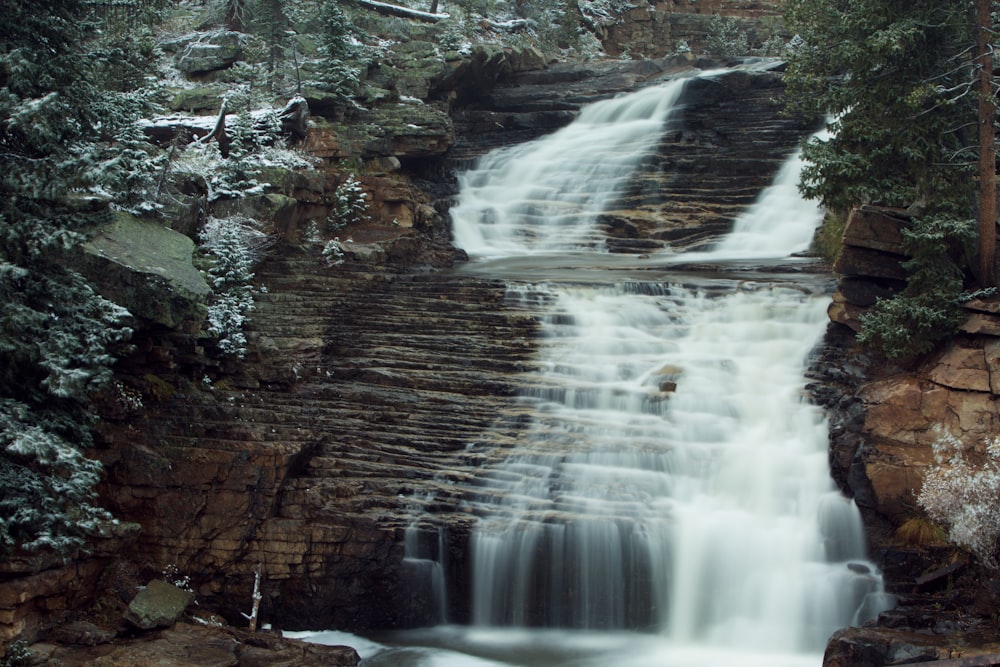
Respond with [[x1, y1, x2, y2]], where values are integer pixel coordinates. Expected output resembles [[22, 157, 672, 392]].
[[676, 127, 831, 262], [451, 72, 716, 257], [358, 69, 891, 667]]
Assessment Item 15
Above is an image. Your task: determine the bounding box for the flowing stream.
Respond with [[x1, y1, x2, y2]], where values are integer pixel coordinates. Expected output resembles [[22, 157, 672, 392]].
[[293, 68, 891, 666]]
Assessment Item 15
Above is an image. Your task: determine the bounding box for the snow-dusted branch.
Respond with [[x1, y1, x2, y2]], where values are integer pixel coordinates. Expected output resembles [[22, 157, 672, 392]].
[[355, 0, 449, 22], [140, 97, 310, 150]]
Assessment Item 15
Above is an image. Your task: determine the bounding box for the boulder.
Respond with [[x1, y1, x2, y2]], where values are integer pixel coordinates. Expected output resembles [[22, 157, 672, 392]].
[[72, 212, 211, 332], [174, 31, 245, 75], [124, 580, 195, 630], [841, 205, 909, 254]]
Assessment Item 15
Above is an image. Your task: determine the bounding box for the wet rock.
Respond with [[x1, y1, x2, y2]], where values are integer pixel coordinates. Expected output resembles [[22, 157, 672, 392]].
[[824, 626, 946, 667], [28, 622, 360, 667]]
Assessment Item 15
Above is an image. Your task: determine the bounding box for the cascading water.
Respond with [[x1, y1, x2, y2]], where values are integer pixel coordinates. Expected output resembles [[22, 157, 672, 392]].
[[303, 68, 893, 667], [451, 72, 714, 257]]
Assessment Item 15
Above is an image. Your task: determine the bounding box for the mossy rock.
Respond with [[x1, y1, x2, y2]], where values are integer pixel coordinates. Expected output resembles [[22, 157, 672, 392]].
[[175, 31, 245, 75], [71, 212, 210, 332], [169, 86, 225, 113], [214, 193, 300, 233]]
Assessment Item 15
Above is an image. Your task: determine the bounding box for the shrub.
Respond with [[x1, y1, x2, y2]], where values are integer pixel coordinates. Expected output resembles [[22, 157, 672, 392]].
[[328, 174, 370, 229], [199, 215, 273, 358], [895, 516, 947, 547], [917, 429, 1000, 569], [706, 14, 749, 58]]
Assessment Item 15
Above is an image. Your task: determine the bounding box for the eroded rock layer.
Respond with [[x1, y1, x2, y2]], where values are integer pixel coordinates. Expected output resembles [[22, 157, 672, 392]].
[[31, 62, 819, 636]]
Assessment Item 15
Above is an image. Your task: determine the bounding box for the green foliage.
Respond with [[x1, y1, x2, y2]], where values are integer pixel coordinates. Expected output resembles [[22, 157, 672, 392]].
[[328, 174, 370, 229], [706, 14, 749, 57], [784, 0, 985, 358], [0, 261, 131, 551], [315, 0, 363, 103], [784, 1, 975, 216], [0, 639, 31, 667], [809, 210, 848, 262], [856, 214, 976, 360], [200, 215, 271, 358], [0, 0, 136, 552]]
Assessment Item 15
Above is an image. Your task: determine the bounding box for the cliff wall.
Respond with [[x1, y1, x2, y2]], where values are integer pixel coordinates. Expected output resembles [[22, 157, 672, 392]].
[[814, 206, 1000, 665], [0, 60, 819, 649]]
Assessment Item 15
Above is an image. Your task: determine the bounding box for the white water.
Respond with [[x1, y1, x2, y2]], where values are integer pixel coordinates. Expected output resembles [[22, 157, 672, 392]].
[[677, 128, 831, 262], [302, 71, 891, 667], [451, 72, 716, 257]]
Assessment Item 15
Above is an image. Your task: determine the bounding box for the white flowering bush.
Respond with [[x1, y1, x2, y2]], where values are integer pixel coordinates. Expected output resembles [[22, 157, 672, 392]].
[[199, 215, 273, 359], [917, 429, 1000, 569]]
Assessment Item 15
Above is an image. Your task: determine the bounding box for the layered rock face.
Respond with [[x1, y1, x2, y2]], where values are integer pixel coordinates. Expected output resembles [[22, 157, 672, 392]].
[[594, 0, 783, 59], [814, 206, 1000, 665], [3, 58, 819, 646]]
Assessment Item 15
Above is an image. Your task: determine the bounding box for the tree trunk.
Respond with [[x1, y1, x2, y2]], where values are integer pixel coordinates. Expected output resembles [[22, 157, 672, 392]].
[[976, 0, 997, 286], [225, 0, 246, 32]]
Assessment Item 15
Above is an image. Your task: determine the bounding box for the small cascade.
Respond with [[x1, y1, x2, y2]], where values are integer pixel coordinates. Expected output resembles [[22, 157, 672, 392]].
[[464, 283, 888, 652], [401, 521, 449, 625], [679, 128, 831, 262], [451, 72, 717, 257]]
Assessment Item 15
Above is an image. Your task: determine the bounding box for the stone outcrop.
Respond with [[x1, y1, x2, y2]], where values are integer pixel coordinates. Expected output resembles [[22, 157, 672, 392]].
[[0, 521, 139, 644], [814, 205, 1000, 664], [27, 622, 359, 667], [594, 0, 783, 59], [824, 625, 1000, 667], [70, 212, 211, 332], [822, 206, 1000, 528], [827, 206, 908, 332]]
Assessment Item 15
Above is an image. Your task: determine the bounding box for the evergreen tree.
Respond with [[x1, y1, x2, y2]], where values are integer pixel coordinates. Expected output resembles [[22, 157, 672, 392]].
[[0, 0, 134, 551], [784, 0, 994, 359], [317, 0, 362, 104]]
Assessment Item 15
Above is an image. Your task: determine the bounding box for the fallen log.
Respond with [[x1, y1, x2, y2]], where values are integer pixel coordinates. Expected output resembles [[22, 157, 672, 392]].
[[140, 97, 310, 152], [914, 558, 966, 588], [355, 0, 449, 22]]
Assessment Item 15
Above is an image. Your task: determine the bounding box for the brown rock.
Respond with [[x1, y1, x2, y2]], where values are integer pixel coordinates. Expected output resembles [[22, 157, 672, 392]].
[[833, 245, 908, 280], [840, 205, 909, 254], [986, 339, 1000, 394], [928, 344, 990, 392], [827, 290, 866, 331], [959, 312, 1000, 337]]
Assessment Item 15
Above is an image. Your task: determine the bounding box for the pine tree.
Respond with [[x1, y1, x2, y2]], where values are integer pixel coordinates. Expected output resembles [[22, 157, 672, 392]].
[[0, 0, 134, 552], [784, 0, 994, 359]]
